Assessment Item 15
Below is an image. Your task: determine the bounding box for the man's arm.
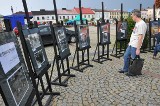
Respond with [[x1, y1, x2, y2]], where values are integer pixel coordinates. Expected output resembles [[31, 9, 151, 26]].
[[136, 34, 143, 55], [137, 34, 143, 49]]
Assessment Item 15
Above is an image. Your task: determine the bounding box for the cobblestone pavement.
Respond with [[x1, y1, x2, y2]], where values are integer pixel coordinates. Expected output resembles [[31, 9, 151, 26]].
[[0, 25, 160, 106]]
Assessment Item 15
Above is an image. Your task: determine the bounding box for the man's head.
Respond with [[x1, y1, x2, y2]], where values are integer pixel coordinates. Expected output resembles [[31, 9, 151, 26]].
[[131, 10, 141, 22]]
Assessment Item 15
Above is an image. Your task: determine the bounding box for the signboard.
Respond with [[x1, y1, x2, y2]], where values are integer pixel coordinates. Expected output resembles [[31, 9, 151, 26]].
[[54, 26, 70, 59], [100, 23, 110, 44], [22, 28, 49, 75], [0, 31, 33, 106], [151, 21, 159, 37], [78, 25, 90, 49], [117, 21, 128, 40], [158, 21, 160, 35], [0, 42, 20, 74]]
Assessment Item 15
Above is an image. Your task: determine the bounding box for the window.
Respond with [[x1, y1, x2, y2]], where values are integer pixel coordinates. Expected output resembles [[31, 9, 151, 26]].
[[88, 15, 90, 18], [42, 17, 45, 20], [68, 16, 69, 19], [39, 26, 50, 34], [63, 16, 65, 19], [37, 17, 39, 20], [72, 16, 74, 19], [59, 16, 61, 19], [84, 15, 86, 18], [52, 16, 54, 20]]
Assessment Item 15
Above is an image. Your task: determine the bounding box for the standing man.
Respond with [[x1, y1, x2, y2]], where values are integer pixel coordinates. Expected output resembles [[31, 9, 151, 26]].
[[119, 10, 147, 73]]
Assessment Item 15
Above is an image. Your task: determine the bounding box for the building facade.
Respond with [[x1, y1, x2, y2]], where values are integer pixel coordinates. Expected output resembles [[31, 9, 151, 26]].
[[73, 7, 95, 21], [147, 7, 154, 20], [109, 10, 129, 21], [141, 9, 148, 19], [57, 8, 78, 21], [31, 9, 56, 23], [156, 8, 160, 19], [92, 9, 110, 21]]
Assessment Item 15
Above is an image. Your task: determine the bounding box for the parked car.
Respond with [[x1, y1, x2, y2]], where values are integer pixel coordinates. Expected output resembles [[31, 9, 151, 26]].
[[38, 25, 76, 46], [38, 25, 53, 46], [65, 29, 76, 43]]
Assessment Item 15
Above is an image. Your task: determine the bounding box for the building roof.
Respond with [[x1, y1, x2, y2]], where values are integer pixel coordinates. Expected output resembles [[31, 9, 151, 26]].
[[108, 9, 129, 13], [147, 7, 152, 9], [92, 9, 110, 12], [92, 9, 128, 13], [74, 7, 95, 14], [14, 11, 32, 16], [141, 9, 148, 11], [31, 9, 55, 15], [57, 8, 77, 15], [14, 11, 33, 18]]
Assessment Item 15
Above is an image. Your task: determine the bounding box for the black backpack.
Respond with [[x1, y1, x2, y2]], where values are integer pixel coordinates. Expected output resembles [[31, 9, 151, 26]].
[[128, 55, 144, 76]]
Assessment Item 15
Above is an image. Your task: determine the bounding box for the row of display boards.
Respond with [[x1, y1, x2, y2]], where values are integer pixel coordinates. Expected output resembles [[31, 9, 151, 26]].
[[0, 16, 124, 105], [0, 18, 160, 106]]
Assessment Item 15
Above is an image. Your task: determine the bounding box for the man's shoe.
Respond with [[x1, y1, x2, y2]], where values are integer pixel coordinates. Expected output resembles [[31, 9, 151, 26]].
[[118, 69, 127, 73], [125, 72, 134, 76], [118, 71, 125, 73]]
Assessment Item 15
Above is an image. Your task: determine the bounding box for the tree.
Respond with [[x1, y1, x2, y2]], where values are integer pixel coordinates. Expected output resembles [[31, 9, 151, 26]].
[[63, 19, 69, 23], [90, 18, 95, 22], [155, 0, 160, 8]]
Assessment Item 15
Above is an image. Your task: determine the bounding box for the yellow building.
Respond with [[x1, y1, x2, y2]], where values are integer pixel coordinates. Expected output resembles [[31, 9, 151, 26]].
[[109, 10, 129, 21]]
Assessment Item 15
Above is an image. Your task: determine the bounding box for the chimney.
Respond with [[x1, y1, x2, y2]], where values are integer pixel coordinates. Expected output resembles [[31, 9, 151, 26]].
[[40, 9, 45, 11], [62, 8, 66, 10]]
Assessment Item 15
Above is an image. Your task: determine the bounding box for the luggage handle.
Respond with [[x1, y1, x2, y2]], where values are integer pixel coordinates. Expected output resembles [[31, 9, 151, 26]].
[[135, 55, 140, 59]]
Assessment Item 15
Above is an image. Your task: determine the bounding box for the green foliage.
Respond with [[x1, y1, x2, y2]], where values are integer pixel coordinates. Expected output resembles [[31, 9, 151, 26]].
[[90, 18, 95, 22], [99, 18, 102, 22], [126, 16, 135, 39], [63, 19, 69, 23]]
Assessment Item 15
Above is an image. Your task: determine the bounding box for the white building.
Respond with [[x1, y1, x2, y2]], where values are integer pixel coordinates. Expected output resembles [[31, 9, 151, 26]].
[[57, 8, 78, 21], [147, 7, 154, 20], [31, 9, 56, 23], [92, 9, 110, 21], [156, 8, 160, 19], [141, 9, 148, 19]]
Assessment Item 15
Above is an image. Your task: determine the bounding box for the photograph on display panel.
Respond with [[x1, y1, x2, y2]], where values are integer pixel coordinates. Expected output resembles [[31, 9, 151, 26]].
[[117, 21, 127, 40], [34, 49, 45, 68], [54, 26, 70, 59], [78, 25, 90, 49], [151, 21, 159, 37], [0, 31, 33, 106], [27, 33, 41, 52], [100, 23, 110, 44], [23, 28, 49, 75], [7, 66, 29, 106]]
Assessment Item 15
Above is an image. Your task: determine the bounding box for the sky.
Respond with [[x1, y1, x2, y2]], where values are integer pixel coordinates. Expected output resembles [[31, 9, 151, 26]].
[[0, 0, 154, 16]]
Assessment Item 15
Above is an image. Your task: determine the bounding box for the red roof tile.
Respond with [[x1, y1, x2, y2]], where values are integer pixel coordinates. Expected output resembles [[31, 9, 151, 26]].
[[57, 9, 77, 15], [74, 7, 95, 14]]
